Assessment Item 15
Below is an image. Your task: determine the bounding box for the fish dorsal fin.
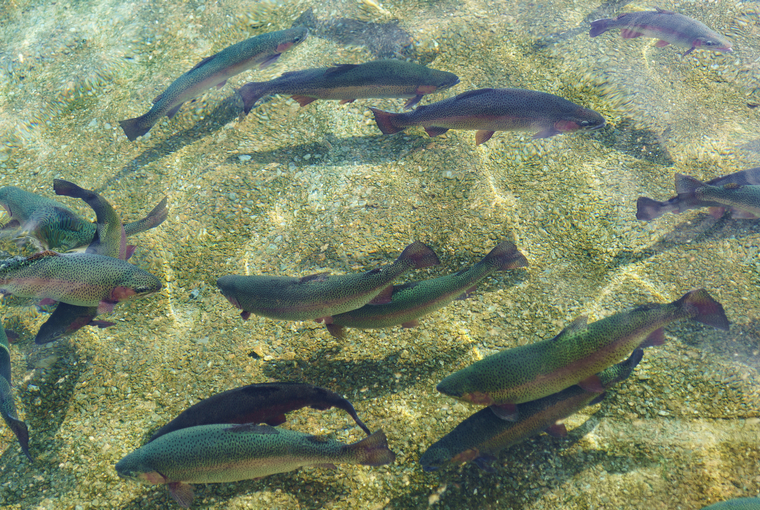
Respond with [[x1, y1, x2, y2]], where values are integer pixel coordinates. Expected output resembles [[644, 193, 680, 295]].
[[654, 7, 675, 15], [454, 88, 494, 101], [552, 316, 587, 341], [227, 423, 279, 434], [325, 63, 359, 76], [299, 272, 330, 284], [307, 434, 332, 444], [189, 55, 216, 72], [27, 250, 60, 262]]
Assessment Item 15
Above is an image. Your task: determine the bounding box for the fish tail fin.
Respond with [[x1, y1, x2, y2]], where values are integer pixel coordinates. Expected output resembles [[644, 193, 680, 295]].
[[483, 241, 529, 270], [124, 197, 169, 237], [346, 430, 396, 466], [636, 196, 668, 220], [370, 108, 403, 135], [53, 179, 94, 201], [8, 416, 32, 461], [398, 241, 440, 269], [119, 116, 151, 141], [237, 82, 269, 114], [589, 19, 611, 37], [675, 173, 704, 196], [676, 289, 730, 331]]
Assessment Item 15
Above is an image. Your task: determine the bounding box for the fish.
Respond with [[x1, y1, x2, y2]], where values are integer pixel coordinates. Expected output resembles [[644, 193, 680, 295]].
[[636, 167, 760, 220], [325, 241, 528, 338], [0, 325, 32, 461], [0, 251, 162, 314], [700, 498, 760, 510], [370, 88, 605, 145], [420, 349, 642, 472], [116, 424, 395, 508], [236, 60, 460, 113], [149, 382, 371, 442], [0, 186, 168, 252], [119, 26, 308, 141], [53, 179, 127, 259], [217, 240, 439, 323], [589, 8, 732, 56], [436, 289, 729, 421], [34, 180, 132, 345]]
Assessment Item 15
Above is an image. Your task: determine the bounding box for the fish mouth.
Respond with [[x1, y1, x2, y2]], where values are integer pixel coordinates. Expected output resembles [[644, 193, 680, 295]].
[[588, 120, 606, 131]]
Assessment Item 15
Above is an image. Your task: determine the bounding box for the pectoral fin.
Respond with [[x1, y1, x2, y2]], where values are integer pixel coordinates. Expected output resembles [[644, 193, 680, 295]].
[[545, 423, 568, 438], [168, 482, 194, 509], [475, 130, 495, 145], [578, 374, 604, 393], [489, 403, 518, 421], [655, 40, 670, 47]]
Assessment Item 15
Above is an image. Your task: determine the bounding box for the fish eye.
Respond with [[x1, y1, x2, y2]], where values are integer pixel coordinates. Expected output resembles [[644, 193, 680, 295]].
[[704, 40, 717, 46], [580, 120, 590, 126]]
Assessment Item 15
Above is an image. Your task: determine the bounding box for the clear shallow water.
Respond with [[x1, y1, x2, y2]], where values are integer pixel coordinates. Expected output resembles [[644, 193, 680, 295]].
[[0, 0, 758, 508]]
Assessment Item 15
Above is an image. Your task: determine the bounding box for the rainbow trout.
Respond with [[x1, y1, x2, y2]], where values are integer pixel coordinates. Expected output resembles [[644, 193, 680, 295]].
[[370, 88, 605, 145], [437, 289, 728, 420], [589, 8, 732, 56], [119, 26, 308, 141], [116, 425, 395, 508], [420, 350, 642, 472], [326, 241, 527, 338], [149, 382, 371, 442], [637, 168, 760, 221], [0, 251, 162, 314], [700, 499, 760, 510], [34, 180, 132, 344], [237, 60, 460, 113], [0, 325, 31, 460], [217, 241, 439, 323], [0, 186, 168, 251]]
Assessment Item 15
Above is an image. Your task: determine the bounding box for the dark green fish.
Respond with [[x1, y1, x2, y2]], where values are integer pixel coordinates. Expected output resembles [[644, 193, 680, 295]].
[[674, 174, 760, 219], [700, 498, 760, 510], [420, 349, 642, 472], [119, 26, 308, 141], [237, 60, 460, 113], [370, 88, 605, 145], [589, 8, 732, 56], [326, 241, 527, 338], [0, 251, 162, 314], [637, 168, 760, 221], [53, 179, 127, 259], [116, 425, 395, 508], [0, 325, 31, 461], [149, 382, 371, 442], [0, 186, 168, 252], [217, 241, 439, 323], [437, 289, 728, 420], [35, 180, 133, 344]]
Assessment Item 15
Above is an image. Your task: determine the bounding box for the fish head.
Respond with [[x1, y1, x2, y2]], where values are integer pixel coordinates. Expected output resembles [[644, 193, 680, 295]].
[[692, 35, 732, 54], [436, 71, 461, 90], [115, 454, 167, 485], [276, 26, 309, 53], [111, 272, 162, 302], [555, 108, 606, 134], [419, 445, 453, 472]]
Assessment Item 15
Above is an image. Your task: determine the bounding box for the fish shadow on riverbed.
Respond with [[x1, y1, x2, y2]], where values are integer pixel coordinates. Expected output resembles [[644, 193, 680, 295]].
[[118, 473, 345, 510], [0, 332, 87, 507], [261, 344, 470, 401], [609, 212, 760, 271], [98, 94, 244, 192]]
